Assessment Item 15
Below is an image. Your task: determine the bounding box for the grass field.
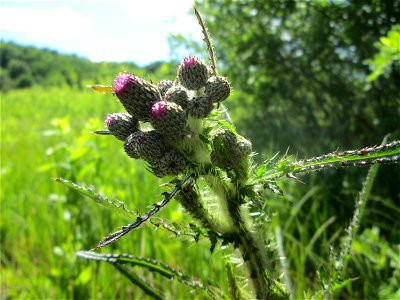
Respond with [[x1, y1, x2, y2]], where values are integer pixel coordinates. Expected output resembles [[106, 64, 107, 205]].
[[1, 87, 399, 299], [1, 87, 229, 299]]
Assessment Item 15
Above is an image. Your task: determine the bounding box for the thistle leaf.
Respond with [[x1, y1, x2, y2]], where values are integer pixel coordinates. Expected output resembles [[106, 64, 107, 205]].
[[77, 251, 224, 298], [194, 5, 218, 76], [259, 140, 400, 181], [54, 178, 138, 219], [93, 172, 193, 249]]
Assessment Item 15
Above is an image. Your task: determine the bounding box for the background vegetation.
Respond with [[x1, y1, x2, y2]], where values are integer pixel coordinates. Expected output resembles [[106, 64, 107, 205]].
[[1, 0, 399, 299]]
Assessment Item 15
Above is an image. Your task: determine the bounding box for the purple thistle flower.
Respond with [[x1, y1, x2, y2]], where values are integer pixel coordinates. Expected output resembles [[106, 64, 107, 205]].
[[151, 101, 166, 120], [112, 72, 159, 121], [177, 56, 209, 90], [150, 101, 187, 140], [183, 56, 196, 67]]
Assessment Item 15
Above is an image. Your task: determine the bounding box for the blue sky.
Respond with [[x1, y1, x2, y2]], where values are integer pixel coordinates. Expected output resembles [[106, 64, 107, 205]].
[[1, 0, 202, 66]]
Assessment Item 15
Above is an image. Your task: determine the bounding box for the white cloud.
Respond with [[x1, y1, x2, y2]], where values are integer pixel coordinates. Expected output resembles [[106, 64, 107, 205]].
[[0, 6, 94, 41], [121, 0, 192, 24]]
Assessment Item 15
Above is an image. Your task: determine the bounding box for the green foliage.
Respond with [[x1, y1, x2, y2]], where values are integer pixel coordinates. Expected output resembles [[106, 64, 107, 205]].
[[365, 25, 400, 82], [187, 0, 400, 156]]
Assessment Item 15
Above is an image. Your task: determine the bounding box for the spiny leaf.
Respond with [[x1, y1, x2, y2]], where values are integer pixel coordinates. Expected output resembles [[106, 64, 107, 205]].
[[259, 140, 400, 181], [264, 182, 284, 196], [149, 217, 208, 241], [93, 172, 193, 249], [54, 178, 138, 219], [194, 5, 218, 76], [77, 251, 224, 297], [336, 139, 382, 280]]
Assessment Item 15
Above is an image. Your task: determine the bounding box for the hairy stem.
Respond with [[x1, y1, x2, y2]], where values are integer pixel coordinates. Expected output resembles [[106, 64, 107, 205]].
[[203, 168, 288, 299], [226, 195, 287, 300]]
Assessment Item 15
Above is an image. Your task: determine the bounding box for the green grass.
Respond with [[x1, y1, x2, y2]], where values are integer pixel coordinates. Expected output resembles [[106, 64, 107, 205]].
[[1, 87, 227, 299]]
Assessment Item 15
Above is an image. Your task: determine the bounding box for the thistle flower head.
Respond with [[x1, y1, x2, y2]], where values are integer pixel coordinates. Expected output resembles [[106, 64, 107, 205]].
[[177, 56, 209, 90], [205, 76, 231, 103], [124, 130, 168, 163], [183, 56, 196, 67], [164, 84, 189, 109], [105, 112, 139, 141], [151, 101, 167, 120], [187, 96, 213, 119], [112, 72, 159, 121], [236, 139, 252, 157], [151, 149, 187, 178], [157, 80, 174, 98], [150, 101, 187, 140], [112, 72, 133, 94], [213, 129, 237, 150]]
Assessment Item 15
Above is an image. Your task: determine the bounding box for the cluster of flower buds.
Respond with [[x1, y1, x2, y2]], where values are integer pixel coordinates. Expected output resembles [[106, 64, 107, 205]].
[[102, 56, 250, 179], [211, 129, 252, 174]]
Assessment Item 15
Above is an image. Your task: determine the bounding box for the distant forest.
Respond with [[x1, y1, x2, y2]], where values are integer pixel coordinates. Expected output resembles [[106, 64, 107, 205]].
[[0, 42, 171, 92]]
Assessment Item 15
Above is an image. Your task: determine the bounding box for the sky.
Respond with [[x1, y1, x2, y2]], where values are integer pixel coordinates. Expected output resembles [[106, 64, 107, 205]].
[[0, 0, 203, 66]]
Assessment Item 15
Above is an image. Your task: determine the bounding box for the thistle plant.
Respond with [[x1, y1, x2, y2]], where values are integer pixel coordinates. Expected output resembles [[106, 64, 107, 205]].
[[56, 7, 400, 300]]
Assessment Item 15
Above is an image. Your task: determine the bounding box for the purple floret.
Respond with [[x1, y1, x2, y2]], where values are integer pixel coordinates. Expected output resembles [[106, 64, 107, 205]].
[[151, 101, 166, 120], [112, 72, 134, 94]]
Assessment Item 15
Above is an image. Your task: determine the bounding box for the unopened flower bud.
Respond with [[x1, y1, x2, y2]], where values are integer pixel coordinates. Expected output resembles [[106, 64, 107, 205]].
[[105, 113, 139, 141], [157, 80, 173, 98], [164, 85, 189, 109], [187, 96, 213, 118], [236, 139, 252, 157], [211, 129, 242, 170], [177, 56, 209, 90], [112, 73, 159, 121], [213, 129, 237, 150], [151, 150, 187, 178], [124, 130, 167, 163], [205, 76, 231, 103], [150, 101, 187, 140]]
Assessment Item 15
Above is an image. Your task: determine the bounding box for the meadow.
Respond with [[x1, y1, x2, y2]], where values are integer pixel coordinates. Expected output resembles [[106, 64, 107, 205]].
[[1, 86, 231, 299]]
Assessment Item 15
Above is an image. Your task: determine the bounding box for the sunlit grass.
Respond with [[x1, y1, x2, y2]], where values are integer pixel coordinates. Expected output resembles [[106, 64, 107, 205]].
[[1, 87, 227, 299]]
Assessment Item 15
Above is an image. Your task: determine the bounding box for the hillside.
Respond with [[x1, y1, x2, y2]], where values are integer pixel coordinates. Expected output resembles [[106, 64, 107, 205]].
[[0, 42, 171, 92]]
